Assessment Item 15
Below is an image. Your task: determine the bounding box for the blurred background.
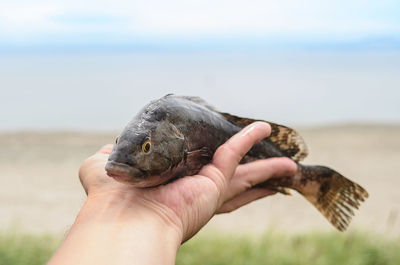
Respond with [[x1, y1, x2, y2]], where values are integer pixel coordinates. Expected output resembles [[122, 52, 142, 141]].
[[1, 0, 399, 264]]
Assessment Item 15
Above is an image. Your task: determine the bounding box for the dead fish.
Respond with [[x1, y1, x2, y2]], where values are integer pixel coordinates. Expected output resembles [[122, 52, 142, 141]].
[[105, 94, 368, 231]]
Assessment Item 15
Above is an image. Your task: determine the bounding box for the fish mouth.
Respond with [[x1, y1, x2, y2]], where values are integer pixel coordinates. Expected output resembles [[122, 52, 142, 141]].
[[105, 160, 145, 178], [105, 161, 169, 188]]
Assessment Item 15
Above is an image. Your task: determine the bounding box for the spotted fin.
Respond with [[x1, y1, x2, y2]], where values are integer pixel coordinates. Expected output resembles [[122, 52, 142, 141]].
[[220, 112, 308, 162], [259, 164, 368, 231], [267, 186, 292, 195], [297, 165, 369, 231]]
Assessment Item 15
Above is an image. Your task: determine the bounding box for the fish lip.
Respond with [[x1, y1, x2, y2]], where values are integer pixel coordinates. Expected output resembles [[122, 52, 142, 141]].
[[105, 160, 146, 179], [106, 172, 131, 182], [105, 160, 173, 188]]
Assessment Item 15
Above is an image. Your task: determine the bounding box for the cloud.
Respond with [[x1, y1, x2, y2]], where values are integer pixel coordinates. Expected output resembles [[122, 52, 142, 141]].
[[0, 0, 399, 46], [0, 3, 64, 34], [127, 0, 399, 37]]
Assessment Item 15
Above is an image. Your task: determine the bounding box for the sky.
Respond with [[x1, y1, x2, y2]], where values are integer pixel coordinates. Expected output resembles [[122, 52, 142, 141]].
[[0, 1, 399, 129], [0, 0, 399, 50]]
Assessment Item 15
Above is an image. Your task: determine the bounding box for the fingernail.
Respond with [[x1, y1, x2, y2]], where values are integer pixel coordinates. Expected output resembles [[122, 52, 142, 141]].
[[240, 124, 256, 137]]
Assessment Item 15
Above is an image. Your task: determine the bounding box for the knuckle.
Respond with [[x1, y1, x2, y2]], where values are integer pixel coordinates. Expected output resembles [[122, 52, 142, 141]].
[[201, 165, 227, 195], [246, 178, 258, 189], [220, 144, 243, 164]]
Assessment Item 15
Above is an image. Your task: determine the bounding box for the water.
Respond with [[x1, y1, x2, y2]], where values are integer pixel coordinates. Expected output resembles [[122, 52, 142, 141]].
[[1, 51, 399, 131]]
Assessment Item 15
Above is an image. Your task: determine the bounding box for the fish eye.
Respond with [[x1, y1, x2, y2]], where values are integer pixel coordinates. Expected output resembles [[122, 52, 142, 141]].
[[142, 140, 152, 154]]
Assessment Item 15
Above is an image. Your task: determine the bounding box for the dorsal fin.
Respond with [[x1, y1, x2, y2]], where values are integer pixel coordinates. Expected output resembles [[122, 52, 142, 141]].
[[219, 112, 308, 162], [179, 95, 218, 111], [175, 95, 308, 161]]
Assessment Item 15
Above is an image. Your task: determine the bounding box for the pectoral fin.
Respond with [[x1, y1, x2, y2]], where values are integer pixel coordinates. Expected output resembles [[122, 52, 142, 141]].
[[183, 147, 213, 176]]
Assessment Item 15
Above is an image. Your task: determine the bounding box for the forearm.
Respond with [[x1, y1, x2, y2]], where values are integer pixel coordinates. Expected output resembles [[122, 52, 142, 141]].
[[48, 194, 182, 265]]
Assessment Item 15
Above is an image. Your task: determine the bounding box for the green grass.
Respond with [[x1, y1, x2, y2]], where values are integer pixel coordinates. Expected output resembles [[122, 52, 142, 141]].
[[1, 231, 399, 265], [177, 231, 400, 265], [0, 232, 60, 265]]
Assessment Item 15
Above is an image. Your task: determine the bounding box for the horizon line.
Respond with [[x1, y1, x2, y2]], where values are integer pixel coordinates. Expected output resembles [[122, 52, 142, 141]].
[[1, 36, 399, 53]]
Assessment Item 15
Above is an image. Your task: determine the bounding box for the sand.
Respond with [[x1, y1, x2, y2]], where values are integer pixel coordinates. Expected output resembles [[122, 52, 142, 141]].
[[0, 125, 399, 235]]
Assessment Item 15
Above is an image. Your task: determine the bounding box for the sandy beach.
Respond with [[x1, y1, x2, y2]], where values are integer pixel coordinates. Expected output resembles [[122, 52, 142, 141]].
[[0, 124, 399, 236]]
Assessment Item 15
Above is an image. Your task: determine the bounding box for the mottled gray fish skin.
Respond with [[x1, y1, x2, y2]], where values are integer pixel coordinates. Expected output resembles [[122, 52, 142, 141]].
[[105, 94, 368, 231]]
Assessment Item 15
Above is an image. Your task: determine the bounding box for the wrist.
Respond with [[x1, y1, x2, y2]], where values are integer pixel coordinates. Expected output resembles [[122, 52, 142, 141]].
[[85, 191, 182, 233], [83, 191, 184, 245], [50, 192, 182, 265]]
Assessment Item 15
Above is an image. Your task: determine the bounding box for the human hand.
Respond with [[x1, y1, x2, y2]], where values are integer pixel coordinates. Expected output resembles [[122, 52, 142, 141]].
[[79, 122, 297, 242], [49, 122, 297, 265]]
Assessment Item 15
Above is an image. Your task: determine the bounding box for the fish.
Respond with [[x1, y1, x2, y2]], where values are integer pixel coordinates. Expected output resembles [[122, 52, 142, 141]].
[[105, 94, 368, 231]]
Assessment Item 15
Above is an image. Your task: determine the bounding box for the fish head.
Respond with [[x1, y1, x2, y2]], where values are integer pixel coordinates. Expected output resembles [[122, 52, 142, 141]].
[[105, 119, 185, 187]]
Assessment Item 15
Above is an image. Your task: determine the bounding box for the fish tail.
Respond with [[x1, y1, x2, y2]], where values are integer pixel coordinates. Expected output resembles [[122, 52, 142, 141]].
[[295, 164, 369, 231]]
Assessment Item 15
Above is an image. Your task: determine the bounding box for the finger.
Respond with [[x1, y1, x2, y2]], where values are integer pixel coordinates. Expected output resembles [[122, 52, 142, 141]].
[[224, 157, 297, 201], [217, 188, 276, 214], [212, 122, 271, 180], [96, 144, 114, 154], [79, 153, 115, 195]]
